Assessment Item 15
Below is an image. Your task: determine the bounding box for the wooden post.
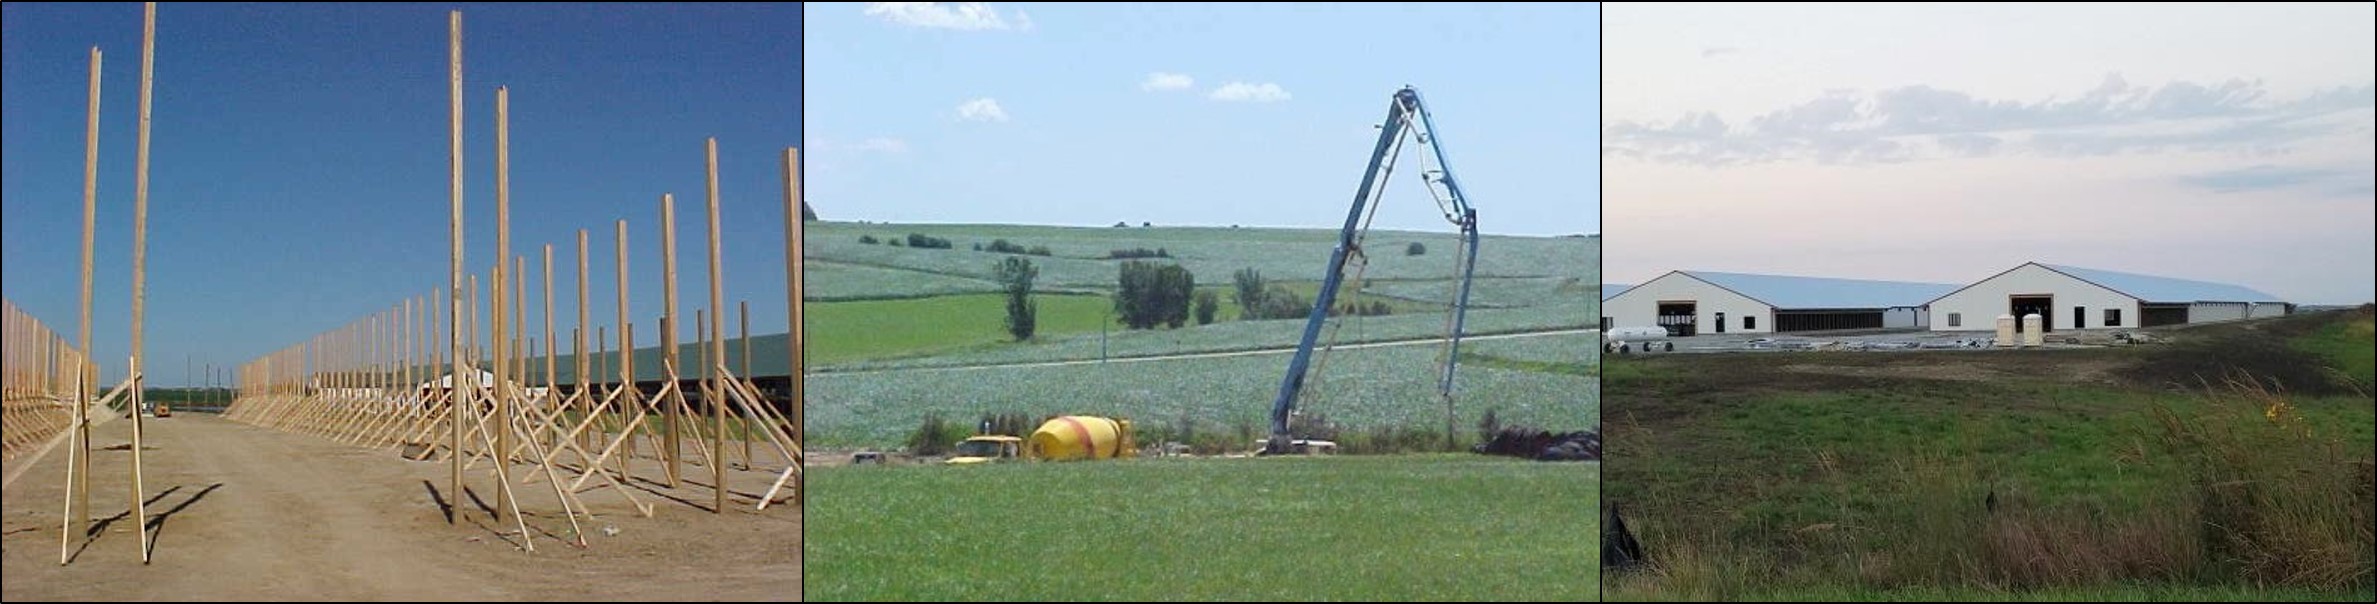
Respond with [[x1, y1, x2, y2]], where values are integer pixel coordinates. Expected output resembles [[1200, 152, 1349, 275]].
[[781, 147, 803, 504], [516, 255, 527, 388], [446, 10, 466, 520], [128, 2, 157, 562], [705, 138, 728, 512], [574, 230, 590, 453], [660, 193, 681, 487], [544, 245, 555, 401], [62, 46, 101, 564], [492, 86, 515, 522], [614, 220, 633, 480], [404, 296, 415, 443], [739, 300, 751, 464]]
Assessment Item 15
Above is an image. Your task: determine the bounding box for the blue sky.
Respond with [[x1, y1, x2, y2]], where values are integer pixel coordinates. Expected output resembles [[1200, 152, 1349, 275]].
[[801, 2, 1601, 237], [2, 3, 801, 386], [1603, 3, 2374, 304]]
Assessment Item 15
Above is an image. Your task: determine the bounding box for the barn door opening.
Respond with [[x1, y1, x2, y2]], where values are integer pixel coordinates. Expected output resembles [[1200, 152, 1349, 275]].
[[2010, 295, 2054, 333], [2074, 306, 2086, 330], [1657, 302, 1697, 337]]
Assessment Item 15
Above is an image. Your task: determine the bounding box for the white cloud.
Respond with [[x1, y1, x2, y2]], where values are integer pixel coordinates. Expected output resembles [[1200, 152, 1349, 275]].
[[956, 98, 1009, 122], [1209, 82, 1292, 103], [1141, 72, 1195, 92], [1605, 76, 2377, 166], [863, 2, 1019, 31]]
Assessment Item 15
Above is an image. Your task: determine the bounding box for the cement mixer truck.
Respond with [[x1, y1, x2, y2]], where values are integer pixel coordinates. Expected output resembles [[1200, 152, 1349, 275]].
[[944, 415, 1138, 464]]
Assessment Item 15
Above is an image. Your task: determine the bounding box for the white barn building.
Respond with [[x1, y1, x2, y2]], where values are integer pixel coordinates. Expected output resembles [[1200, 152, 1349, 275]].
[[1927, 262, 2289, 333], [1602, 270, 1957, 336]]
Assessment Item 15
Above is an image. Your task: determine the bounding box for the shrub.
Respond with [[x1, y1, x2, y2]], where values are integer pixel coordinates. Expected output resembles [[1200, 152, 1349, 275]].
[[1194, 290, 1219, 325], [1107, 248, 1169, 260], [1406, 241, 1427, 256], [905, 233, 954, 249], [1233, 268, 1268, 321], [1114, 261, 1195, 330], [906, 413, 965, 456], [859, 234, 880, 245], [986, 239, 1029, 254]]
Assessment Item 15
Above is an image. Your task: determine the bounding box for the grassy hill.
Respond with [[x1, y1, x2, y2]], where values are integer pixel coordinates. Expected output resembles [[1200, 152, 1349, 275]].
[[1602, 307, 2376, 600], [803, 221, 1598, 368]]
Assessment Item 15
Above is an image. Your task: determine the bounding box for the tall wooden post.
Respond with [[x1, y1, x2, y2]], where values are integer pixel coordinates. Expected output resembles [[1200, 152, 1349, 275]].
[[781, 147, 804, 504], [492, 86, 515, 522], [660, 193, 681, 487], [705, 138, 729, 512], [576, 230, 591, 453], [539, 243, 551, 449], [614, 220, 633, 479], [445, 10, 467, 520], [62, 46, 102, 564], [127, 3, 158, 562], [739, 300, 751, 464], [404, 296, 414, 438], [516, 255, 527, 388]]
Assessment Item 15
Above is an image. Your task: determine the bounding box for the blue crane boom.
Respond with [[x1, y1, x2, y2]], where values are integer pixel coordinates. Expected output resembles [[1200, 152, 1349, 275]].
[[1266, 86, 1480, 455]]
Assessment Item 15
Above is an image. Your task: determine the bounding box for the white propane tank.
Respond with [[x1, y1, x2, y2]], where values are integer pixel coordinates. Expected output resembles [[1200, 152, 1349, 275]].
[[2021, 314, 2044, 347], [1995, 315, 2016, 347]]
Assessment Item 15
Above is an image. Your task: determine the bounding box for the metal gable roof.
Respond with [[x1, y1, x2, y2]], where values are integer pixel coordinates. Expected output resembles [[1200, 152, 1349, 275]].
[[1680, 270, 1958, 309], [2039, 263, 2284, 304]]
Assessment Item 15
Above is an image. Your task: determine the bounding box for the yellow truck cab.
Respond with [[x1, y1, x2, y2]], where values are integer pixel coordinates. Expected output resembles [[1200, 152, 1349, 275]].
[[945, 435, 1023, 464]]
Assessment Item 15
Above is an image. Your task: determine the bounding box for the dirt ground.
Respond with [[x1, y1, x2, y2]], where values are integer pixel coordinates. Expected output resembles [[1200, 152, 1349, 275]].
[[2, 413, 799, 601]]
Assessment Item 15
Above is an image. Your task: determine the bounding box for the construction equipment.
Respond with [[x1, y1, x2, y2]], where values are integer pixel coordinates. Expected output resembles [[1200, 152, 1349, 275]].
[[1027, 415, 1136, 461], [944, 435, 1022, 465], [945, 416, 1138, 464], [1266, 86, 1480, 455]]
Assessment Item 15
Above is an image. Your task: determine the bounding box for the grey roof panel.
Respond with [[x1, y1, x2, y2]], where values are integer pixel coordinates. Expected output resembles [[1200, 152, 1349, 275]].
[[1683, 271, 1957, 309], [2040, 264, 2284, 303]]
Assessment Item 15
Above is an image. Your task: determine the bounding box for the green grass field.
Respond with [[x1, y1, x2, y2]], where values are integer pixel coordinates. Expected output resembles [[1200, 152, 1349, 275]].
[[804, 281, 1472, 368], [1601, 308, 2377, 600], [803, 455, 1597, 602], [805, 221, 1597, 292], [2291, 308, 2376, 387], [807, 293, 1116, 366], [799, 220, 1597, 451], [804, 331, 1599, 449], [814, 299, 1593, 373]]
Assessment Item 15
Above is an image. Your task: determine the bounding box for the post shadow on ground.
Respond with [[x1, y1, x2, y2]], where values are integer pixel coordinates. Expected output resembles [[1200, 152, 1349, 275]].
[[65, 485, 182, 564], [447, 483, 581, 547], [422, 480, 454, 524], [143, 482, 224, 560]]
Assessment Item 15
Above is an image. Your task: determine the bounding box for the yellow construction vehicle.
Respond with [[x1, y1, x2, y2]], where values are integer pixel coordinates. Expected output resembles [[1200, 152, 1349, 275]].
[[945, 435, 1022, 464]]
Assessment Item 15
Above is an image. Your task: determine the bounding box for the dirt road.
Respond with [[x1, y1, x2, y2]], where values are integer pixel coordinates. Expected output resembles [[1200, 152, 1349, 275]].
[[2, 413, 798, 601]]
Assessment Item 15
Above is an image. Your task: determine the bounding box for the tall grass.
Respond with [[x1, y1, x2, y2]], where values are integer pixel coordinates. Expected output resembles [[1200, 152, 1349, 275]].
[[1611, 376, 2375, 597], [2149, 373, 2375, 590]]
